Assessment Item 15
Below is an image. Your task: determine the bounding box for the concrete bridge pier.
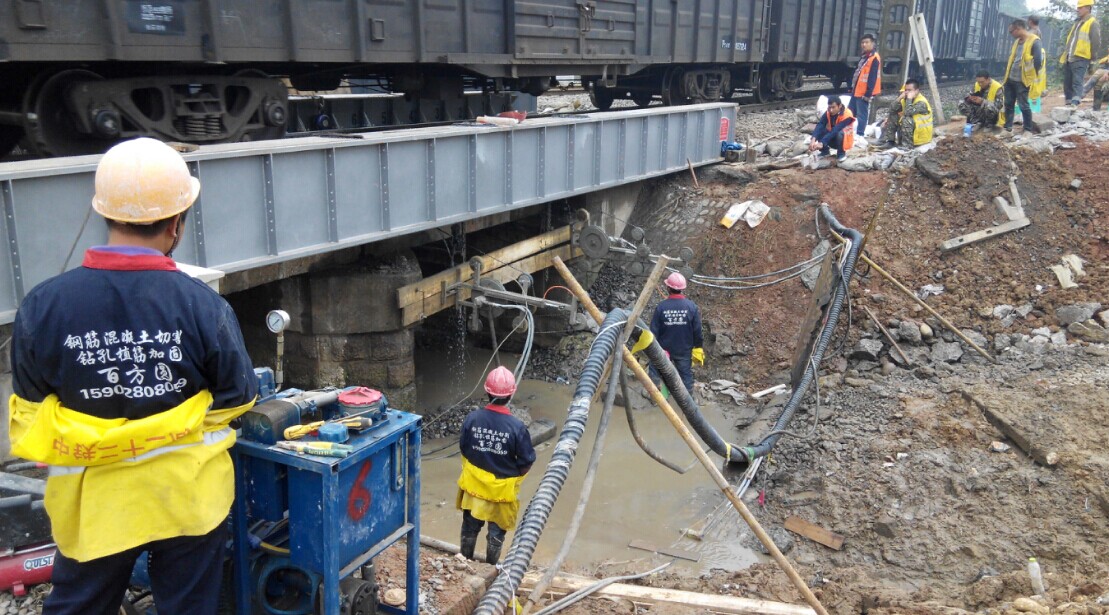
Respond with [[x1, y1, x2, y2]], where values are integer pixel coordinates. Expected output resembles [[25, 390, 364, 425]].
[[230, 250, 422, 411]]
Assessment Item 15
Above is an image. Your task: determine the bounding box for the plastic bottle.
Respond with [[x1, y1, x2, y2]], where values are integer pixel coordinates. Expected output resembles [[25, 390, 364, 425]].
[[1028, 557, 1046, 595], [963, 123, 973, 137]]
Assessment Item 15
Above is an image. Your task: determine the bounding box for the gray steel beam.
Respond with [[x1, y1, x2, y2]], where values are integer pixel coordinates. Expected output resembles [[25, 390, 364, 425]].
[[0, 103, 736, 323]]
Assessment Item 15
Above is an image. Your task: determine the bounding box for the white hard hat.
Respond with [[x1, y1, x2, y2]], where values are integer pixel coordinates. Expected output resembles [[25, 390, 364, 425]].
[[92, 138, 200, 223]]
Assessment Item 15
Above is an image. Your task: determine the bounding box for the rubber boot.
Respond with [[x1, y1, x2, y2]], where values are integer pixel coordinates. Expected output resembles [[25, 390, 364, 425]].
[[460, 533, 478, 560], [485, 535, 504, 566]]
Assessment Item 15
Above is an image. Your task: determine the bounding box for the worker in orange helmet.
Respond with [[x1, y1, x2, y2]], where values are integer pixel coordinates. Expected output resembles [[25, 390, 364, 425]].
[[456, 366, 536, 565], [649, 272, 704, 393], [8, 138, 257, 614]]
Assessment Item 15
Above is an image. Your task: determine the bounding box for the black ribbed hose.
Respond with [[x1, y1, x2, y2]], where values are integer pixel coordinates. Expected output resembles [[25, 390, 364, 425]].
[[473, 309, 628, 615], [741, 205, 863, 466], [640, 339, 744, 464]]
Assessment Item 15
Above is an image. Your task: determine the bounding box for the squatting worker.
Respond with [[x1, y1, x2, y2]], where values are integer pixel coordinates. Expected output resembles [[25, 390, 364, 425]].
[[457, 367, 535, 566], [1062, 0, 1102, 106], [849, 34, 881, 137], [1003, 19, 1046, 134], [1086, 54, 1109, 110], [649, 272, 704, 394], [881, 79, 934, 149], [8, 138, 258, 614], [810, 97, 855, 161], [959, 71, 1006, 131]]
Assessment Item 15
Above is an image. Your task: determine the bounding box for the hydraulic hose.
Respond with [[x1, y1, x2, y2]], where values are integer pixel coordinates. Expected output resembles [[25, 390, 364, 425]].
[[473, 309, 628, 615], [741, 204, 862, 465]]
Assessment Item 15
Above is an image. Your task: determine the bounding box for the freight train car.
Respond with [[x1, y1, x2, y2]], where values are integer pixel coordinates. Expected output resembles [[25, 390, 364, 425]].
[[586, 0, 769, 108], [0, 0, 668, 157]]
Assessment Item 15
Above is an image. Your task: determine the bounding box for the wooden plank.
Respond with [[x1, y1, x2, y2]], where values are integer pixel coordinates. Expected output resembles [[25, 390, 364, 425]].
[[941, 218, 1030, 252], [783, 517, 845, 550], [961, 391, 1059, 467], [399, 244, 582, 327], [396, 226, 572, 309], [519, 572, 817, 615], [627, 539, 700, 562]]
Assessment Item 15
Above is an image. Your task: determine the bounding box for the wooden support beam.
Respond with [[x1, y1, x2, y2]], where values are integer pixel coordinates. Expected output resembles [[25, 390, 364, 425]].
[[396, 225, 573, 310], [519, 572, 817, 615], [399, 243, 582, 327]]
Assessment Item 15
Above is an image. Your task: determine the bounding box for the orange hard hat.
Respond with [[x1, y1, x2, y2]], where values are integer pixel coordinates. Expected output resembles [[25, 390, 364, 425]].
[[484, 366, 518, 397], [92, 138, 200, 223], [665, 272, 687, 291]]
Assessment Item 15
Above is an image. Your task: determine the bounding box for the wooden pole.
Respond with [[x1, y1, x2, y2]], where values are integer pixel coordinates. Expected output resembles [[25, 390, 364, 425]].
[[910, 14, 946, 124], [553, 257, 831, 615]]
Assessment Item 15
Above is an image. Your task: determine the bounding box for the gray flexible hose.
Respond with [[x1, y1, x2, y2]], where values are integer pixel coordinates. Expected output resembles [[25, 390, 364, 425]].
[[524, 350, 622, 610], [473, 309, 628, 615], [742, 204, 862, 465]]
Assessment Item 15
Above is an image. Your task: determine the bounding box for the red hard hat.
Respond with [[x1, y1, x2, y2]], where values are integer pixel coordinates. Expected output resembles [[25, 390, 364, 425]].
[[484, 366, 518, 397], [665, 272, 687, 291]]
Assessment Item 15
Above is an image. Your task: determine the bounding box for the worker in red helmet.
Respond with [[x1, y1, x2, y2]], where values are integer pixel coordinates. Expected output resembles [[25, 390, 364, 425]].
[[456, 366, 536, 565], [649, 272, 704, 393]]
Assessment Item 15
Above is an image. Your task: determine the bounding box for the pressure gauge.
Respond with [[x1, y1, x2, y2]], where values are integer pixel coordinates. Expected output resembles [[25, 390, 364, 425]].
[[266, 309, 290, 334]]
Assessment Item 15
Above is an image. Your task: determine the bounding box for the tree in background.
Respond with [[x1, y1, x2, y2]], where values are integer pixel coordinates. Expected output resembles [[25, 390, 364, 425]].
[[1042, 0, 1109, 35], [1001, 0, 1030, 15]]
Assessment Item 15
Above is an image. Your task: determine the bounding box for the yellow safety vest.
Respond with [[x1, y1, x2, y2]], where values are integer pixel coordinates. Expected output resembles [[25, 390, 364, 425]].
[[1006, 34, 1048, 99], [973, 79, 1007, 127], [456, 457, 525, 531], [9, 390, 254, 561], [1062, 16, 1096, 62], [901, 94, 934, 146]]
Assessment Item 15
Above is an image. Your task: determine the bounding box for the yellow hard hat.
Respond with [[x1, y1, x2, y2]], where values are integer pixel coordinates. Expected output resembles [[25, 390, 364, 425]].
[[1079, 0, 1093, 8], [92, 138, 200, 223]]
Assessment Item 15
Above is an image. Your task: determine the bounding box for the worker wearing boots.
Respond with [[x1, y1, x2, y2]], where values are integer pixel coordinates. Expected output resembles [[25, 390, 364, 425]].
[[649, 272, 704, 393], [8, 138, 258, 615], [456, 367, 536, 566]]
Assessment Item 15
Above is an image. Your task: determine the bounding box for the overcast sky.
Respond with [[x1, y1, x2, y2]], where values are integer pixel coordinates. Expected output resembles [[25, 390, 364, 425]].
[[1026, 0, 1050, 9]]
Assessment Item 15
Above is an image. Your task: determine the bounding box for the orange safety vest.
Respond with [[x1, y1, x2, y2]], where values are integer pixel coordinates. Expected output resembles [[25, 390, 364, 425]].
[[826, 107, 855, 151], [853, 53, 882, 97]]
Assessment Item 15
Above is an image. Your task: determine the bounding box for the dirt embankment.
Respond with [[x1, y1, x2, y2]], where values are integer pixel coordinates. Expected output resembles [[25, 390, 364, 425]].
[[542, 134, 1109, 614]]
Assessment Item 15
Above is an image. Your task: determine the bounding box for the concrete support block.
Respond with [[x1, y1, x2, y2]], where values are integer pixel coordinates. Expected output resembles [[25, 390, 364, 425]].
[[310, 251, 422, 335]]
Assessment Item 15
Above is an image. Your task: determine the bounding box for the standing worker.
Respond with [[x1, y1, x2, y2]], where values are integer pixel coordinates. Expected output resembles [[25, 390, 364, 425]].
[[1062, 0, 1102, 106], [880, 79, 935, 148], [1003, 19, 1046, 134], [809, 97, 855, 161], [849, 34, 881, 137], [649, 272, 704, 394], [7, 138, 258, 614], [1026, 16, 1045, 113], [457, 367, 536, 566]]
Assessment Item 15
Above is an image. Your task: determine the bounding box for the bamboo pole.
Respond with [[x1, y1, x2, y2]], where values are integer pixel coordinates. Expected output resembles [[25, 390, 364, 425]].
[[553, 257, 830, 615]]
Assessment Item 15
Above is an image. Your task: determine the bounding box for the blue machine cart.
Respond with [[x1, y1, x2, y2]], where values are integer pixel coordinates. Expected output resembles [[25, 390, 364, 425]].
[[230, 408, 421, 615]]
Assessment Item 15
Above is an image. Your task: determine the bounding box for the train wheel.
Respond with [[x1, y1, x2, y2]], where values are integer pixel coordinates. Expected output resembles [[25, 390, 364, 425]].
[[589, 86, 615, 111], [23, 69, 107, 157], [754, 75, 774, 103], [632, 93, 653, 108]]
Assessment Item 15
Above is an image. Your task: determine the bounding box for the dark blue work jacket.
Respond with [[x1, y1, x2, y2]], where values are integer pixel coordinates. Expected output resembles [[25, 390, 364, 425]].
[[650, 294, 704, 356], [459, 404, 536, 479], [11, 246, 257, 419]]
